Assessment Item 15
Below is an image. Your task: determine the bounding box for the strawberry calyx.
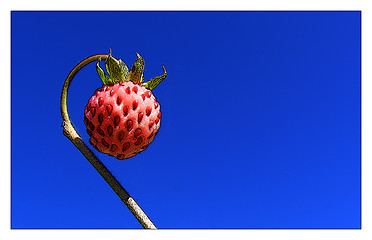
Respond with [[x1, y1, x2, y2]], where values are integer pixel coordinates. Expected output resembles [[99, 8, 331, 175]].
[[96, 49, 167, 90]]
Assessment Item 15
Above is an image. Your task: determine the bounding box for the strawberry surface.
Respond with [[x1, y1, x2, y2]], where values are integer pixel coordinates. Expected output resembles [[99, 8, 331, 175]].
[[84, 82, 161, 159]]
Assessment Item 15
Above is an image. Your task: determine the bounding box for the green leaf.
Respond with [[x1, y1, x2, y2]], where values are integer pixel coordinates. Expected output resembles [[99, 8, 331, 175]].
[[118, 59, 129, 82], [96, 59, 112, 85], [105, 49, 125, 84], [140, 71, 144, 83], [142, 65, 167, 90], [128, 52, 145, 84]]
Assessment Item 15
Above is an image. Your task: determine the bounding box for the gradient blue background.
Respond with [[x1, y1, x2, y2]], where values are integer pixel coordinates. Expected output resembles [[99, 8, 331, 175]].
[[11, 11, 361, 229]]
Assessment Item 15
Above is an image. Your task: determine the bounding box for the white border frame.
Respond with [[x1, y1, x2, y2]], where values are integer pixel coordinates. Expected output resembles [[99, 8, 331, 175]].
[[2, 1, 369, 240]]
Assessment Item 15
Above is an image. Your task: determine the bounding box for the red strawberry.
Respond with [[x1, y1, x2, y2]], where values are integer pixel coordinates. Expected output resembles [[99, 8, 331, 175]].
[[84, 49, 167, 160]]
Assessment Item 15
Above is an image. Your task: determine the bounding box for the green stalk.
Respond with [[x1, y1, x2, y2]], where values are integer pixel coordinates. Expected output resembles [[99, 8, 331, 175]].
[[60, 54, 157, 229]]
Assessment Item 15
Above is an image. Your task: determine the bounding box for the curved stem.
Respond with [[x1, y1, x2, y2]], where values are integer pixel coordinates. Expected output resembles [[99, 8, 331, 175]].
[[60, 54, 157, 229]]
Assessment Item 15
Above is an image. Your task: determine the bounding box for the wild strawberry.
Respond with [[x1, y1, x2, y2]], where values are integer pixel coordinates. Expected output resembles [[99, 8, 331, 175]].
[[84, 49, 167, 160]]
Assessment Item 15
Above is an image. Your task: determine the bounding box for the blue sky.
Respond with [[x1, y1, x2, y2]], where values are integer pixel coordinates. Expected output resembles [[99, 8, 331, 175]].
[[11, 11, 361, 229]]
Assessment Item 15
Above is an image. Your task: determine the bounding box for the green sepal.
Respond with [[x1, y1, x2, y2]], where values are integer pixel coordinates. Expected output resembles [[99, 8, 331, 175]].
[[96, 59, 112, 85], [128, 52, 145, 84], [118, 59, 129, 82], [105, 49, 126, 84], [142, 65, 167, 90]]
